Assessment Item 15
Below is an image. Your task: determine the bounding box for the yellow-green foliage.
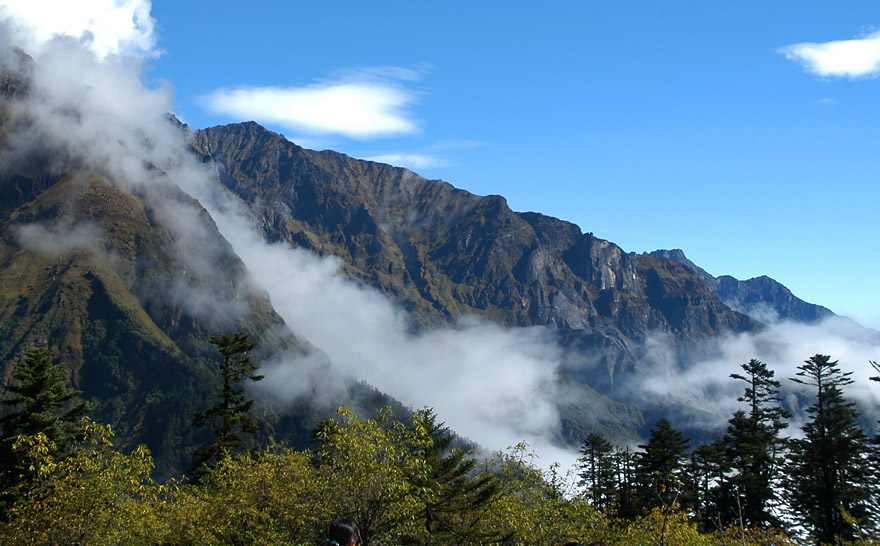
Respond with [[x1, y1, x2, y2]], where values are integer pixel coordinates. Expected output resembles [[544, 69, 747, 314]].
[[1, 418, 168, 546], [0, 410, 819, 546]]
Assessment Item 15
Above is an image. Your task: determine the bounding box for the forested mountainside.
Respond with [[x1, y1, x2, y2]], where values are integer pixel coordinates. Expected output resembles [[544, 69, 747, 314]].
[[0, 62, 402, 477]]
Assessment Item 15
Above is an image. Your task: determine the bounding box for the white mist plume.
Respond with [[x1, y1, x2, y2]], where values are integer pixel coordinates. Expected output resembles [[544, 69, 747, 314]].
[[181, 189, 575, 465], [625, 315, 880, 435], [0, 14, 262, 330], [14, 217, 102, 256]]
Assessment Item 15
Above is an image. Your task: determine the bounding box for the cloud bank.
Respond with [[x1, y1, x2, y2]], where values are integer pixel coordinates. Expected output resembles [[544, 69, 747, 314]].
[[0, 0, 157, 59], [779, 30, 880, 78], [201, 69, 423, 140], [625, 316, 880, 436]]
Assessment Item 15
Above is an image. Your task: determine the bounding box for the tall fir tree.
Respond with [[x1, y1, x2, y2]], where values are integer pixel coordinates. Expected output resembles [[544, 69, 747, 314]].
[[786, 354, 872, 543], [636, 418, 690, 512], [0, 347, 92, 496], [191, 333, 263, 475], [407, 408, 501, 545], [722, 358, 790, 529], [577, 432, 617, 511]]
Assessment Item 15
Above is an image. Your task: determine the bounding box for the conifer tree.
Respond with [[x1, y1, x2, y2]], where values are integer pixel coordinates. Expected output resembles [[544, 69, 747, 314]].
[[191, 333, 263, 475], [407, 408, 500, 544], [577, 432, 617, 510], [722, 358, 789, 528], [612, 446, 639, 519], [786, 354, 872, 543], [0, 347, 92, 495], [685, 439, 727, 530], [636, 418, 690, 511], [867, 361, 880, 527]]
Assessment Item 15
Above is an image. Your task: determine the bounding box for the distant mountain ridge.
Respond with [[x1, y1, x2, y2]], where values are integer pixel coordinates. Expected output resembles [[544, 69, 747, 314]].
[[648, 249, 834, 323]]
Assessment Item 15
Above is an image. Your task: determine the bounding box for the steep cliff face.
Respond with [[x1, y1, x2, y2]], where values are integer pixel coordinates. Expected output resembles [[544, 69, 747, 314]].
[[650, 249, 834, 323], [191, 123, 759, 372]]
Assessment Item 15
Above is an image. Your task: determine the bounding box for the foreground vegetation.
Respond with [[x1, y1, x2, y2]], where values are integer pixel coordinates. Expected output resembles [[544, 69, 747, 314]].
[[0, 408, 801, 546], [1, 340, 879, 545]]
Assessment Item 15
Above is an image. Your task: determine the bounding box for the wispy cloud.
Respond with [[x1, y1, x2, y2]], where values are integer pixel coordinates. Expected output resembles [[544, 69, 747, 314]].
[[0, 0, 157, 58], [362, 153, 451, 170], [812, 97, 837, 106], [201, 68, 424, 140], [361, 139, 484, 172], [779, 30, 880, 78]]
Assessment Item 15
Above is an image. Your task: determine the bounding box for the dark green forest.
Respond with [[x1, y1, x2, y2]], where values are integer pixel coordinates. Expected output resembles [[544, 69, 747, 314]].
[[1, 340, 879, 545]]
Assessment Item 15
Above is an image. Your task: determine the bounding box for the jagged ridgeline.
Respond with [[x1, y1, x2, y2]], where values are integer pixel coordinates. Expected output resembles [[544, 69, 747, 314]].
[[190, 122, 854, 438], [0, 52, 403, 478], [189, 125, 774, 377]]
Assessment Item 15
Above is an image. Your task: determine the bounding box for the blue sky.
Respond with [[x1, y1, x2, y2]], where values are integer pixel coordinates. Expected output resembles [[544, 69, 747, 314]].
[[3, 1, 880, 328]]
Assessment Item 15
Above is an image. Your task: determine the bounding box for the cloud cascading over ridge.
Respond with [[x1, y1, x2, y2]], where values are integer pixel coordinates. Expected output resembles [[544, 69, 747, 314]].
[[201, 72, 422, 140], [779, 30, 880, 78], [0, 0, 157, 58]]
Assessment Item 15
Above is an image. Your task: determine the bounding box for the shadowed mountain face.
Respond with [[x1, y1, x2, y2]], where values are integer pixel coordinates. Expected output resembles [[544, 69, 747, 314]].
[[649, 248, 834, 323], [191, 123, 758, 382], [0, 168, 300, 476]]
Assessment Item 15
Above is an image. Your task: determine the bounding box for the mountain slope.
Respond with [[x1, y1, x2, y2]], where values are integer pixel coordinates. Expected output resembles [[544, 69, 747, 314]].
[[191, 122, 759, 384], [0, 166, 307, 475]]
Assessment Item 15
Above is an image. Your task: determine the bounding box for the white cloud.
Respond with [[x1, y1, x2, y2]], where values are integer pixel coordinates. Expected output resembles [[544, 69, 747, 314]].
[[625, 316, 880, 434], [0, 0, 157, 58], [174, 189, 573, 468], [15, 218, 102, 256], [779, 30, 880, 78], [360, 139, 484, 172], [362, 153, 451, 170], [201, 73, 422, 140]]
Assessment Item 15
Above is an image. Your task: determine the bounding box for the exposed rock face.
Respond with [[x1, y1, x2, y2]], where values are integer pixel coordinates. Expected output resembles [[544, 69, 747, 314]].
[[2, 56, 849, 460], [191, 123, 760, 381]]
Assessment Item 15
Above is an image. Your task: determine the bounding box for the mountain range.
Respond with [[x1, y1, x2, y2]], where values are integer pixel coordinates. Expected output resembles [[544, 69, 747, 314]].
[[0, 52, 867, 476]]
